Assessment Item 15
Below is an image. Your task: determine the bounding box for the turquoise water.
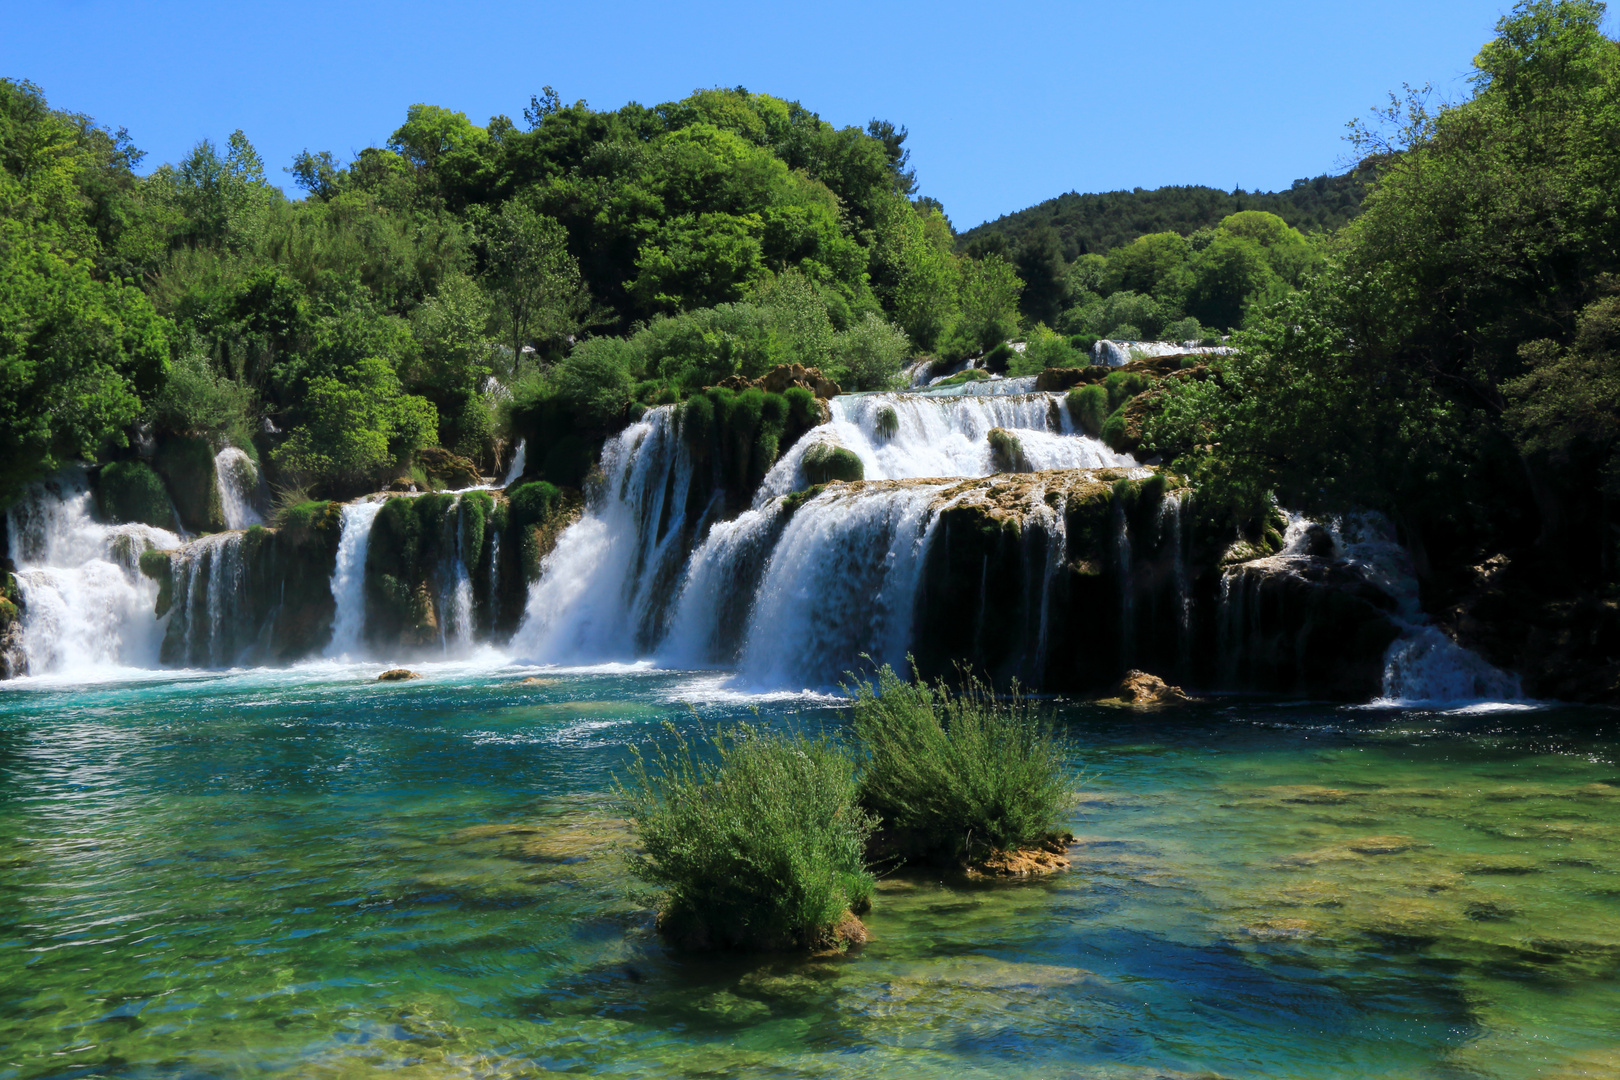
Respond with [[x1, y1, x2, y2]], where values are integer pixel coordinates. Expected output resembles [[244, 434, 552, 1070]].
[[2, 664, 1617, 1079]]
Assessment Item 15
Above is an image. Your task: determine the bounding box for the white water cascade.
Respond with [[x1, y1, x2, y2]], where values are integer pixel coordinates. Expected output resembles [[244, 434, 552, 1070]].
[[510, 389, 1137, 687], [438, 497, 475, 652], [754, 390, 1133, 505], [325, 500, 384, 659], [169, 531, 250, 668], [4, 473, 180, 676], [213, 447, 264, 530], [501, 440, 527, 487], [509, 409, 698, 663]]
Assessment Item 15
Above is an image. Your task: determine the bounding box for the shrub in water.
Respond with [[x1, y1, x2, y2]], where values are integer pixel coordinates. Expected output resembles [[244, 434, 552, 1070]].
[[1067, 384, 1109, 437], [97, 461, 177, 530], [622, 723, 876, 952], [874, 405, 899, 440], [1101, 407, 1130, 452], [802, 442, 864, 484], [986, 427, 1028, 473], [848, 664, 1072, 866]]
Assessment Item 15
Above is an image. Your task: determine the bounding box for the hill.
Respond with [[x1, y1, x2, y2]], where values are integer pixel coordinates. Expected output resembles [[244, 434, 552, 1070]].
[[958, 172, 1368, 260]]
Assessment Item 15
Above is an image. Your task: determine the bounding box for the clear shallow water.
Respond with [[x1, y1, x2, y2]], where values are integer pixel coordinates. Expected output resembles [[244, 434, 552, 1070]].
[[1, 668, 1616, 1079]]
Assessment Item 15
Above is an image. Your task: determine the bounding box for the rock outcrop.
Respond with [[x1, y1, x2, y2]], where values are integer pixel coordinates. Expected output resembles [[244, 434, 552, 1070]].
[[377, 668, 420, 681], [1102, 669, 1195, 706], [716, 363, 842, 400]]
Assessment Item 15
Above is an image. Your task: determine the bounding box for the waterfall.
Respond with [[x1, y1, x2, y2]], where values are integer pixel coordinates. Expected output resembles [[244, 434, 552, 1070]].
[[735, 483, 945, 690], [169, 532, 250, 667], [509, 408, 695, 663], [754, 391, 1133, 505], [437, 497, 474, 652], [213, 447, 263, 530], [326, 500, 384, 658], [658, 505, 786, 669], [1324, 515, 1523, 705], [4, 473, 179, 676], [501, 439, 527, 487]]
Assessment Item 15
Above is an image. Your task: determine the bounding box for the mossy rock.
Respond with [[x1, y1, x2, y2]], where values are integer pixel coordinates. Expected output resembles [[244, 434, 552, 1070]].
[[96, 461, 177, 531], [0, 596, 18, 630], [780, 484, 828, 519], [414, 447, 483, 490], [155, 435, 224, 533], [138, 549, 175, 618], [874, 405, 899, 440], [802, 443, 863, 484]]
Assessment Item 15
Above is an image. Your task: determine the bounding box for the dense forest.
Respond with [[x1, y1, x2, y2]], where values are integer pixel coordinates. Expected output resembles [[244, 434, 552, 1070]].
[[2, 0, 1616, 695]]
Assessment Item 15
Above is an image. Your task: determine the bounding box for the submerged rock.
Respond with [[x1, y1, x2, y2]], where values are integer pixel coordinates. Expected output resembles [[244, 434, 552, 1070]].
[[377, 668, 420, 681]]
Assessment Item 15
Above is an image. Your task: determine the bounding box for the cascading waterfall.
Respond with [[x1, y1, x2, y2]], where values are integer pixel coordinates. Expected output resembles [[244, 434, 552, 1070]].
[[4, 473, 179, 675], [509, 408, 696, 663], [170, 532, 250, 667], [213, 447, 264, 530], [736, 483, 946, 689], [326, 500, 384, 658], [437, 497, 474, 652], [509, 388, 1145, 688], [754, 391, 1133, 505]]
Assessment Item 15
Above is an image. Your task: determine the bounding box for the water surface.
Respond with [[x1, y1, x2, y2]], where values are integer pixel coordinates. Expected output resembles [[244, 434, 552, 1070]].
[[2, 666, 1616, 1079]]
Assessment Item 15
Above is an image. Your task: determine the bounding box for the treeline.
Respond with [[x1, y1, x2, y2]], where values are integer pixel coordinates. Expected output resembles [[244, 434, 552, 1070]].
[[0, 83, 1026, 503], [958, 173, 1366, 262]]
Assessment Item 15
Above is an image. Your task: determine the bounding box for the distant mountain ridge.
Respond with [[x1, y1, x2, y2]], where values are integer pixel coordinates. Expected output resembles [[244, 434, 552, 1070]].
[[958, 172, 1368, 259]]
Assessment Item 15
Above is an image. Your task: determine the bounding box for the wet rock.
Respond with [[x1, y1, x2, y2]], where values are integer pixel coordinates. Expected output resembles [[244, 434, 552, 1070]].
[[1100, 670, 1195, 706], [986, 427, 1030, 473], [716, 363, 842, 400], [1278, 834, 1428, 866], [378, 669, 421, 682], [517, 677, 557, 687], [967, 833, 1075, 877]]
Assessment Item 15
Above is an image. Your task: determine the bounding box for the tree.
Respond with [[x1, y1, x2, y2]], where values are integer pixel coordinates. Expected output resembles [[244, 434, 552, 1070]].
[[1014, 225, 1070, 327], [833, 313, 911, 390], [951, 255, 1023, 356], [482, 200, 591, 370], [272, 356, 437, 495]]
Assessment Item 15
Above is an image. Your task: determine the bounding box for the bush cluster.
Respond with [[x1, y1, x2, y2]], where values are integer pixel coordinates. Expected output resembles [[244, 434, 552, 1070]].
[[622, 664, 1074, 952]]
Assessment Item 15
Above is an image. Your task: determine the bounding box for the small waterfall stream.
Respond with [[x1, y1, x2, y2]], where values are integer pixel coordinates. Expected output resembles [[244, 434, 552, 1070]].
[[326, 501, 384, 659], [213, 447, 264, 531]]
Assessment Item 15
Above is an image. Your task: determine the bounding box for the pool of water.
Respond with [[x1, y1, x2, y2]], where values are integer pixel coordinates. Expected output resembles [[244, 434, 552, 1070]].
[[1, 663, 1616, 1079]]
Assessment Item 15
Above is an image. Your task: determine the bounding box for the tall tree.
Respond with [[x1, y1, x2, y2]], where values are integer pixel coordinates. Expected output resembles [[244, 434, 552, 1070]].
[[481, 200, 591, 371]]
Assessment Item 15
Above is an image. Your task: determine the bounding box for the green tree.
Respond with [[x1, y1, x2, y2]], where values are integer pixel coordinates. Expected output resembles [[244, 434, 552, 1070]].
[[272, 356, 437, 494], [950, 255, 1023, 356], [832, 313, 911, 390], [482, 200, 591, 370]]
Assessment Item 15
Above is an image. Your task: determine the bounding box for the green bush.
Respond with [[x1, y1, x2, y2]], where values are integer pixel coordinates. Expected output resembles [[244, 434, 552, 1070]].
[[1101, 407, 1129, 452], [830, 311, 911, 390], [874, 405, 899, 440], [621, 723, 876, 952], [1105, 323, 1143, 341], [982, 341, 1016, 373], [783, 385, 819, 429], [933, 367, 990, 387], [986, 427, 1027, 472], [802, 442, 864, 483], [848, 664, 1072, 866], [1067, 384, 1109, 437], [1103, 370, 1150, 410], [97, 461, 177, 530], [149, 348, 259, 449]]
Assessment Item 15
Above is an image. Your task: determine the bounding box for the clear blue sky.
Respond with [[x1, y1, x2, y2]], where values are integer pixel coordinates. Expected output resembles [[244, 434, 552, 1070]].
[[2, 0, 1586, 229]]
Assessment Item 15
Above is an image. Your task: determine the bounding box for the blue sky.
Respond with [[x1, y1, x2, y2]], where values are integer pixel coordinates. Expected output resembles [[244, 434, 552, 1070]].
[[1, 0, 1581, 229]]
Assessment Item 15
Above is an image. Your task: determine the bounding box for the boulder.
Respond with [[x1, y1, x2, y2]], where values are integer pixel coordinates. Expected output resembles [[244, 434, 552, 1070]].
[[758, 363, 841, 399], [378, 669, 421, 682], [1103, 669, 1195, 706], [986, 428, 1030, 473], [968, 832, 1075, 877], [414, 447, 482, 491]]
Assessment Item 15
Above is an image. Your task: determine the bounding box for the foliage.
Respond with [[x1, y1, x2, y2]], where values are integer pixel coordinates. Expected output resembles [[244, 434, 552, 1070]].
[[620, 722, 876, 951], [1067, 384, 1109, 436], [802, 441, 865, 483], [958, 172, 1367, 261], [481, 200, 590, 368], [96, 460, 176, 530], [272, 356, 437, 495], [148, 346, 257, 447], [1010, 325, 1085, 375], [847, 663, 1072, 864], [948, 255, 1023, 357], [831, 312, 911, 390]]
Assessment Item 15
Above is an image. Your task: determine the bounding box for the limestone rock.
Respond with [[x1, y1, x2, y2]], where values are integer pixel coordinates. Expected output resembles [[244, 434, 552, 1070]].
[[967, 832, 1075, 877], [378, 668, 421, 682], [715, 363, 842, 400], [1103, 669, 1194, 706]]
